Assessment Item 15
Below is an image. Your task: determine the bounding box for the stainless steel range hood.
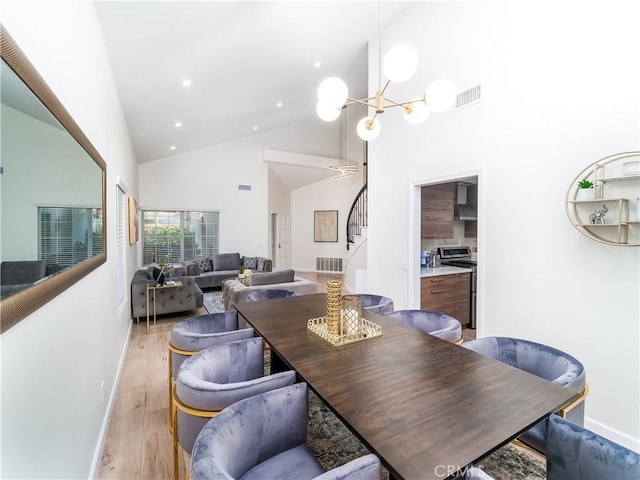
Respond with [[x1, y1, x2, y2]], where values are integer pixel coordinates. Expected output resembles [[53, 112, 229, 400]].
[[454, 182, 477, 220], [454, 204, 477, 221]]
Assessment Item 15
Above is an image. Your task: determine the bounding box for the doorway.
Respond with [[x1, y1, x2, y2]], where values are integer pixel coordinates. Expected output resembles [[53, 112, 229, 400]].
[[271, 212, 291, 270]]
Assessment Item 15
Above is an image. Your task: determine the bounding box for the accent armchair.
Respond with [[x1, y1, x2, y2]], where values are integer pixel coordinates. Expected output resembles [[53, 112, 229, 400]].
[[168, 311, 255, 431], [246, 288, 297, 302], [462, 336, 587, 454], [359, 294, 394, 314], [173, 337, 297, 480], [190, 382, 382, 480], [383, 309, 462, 343]]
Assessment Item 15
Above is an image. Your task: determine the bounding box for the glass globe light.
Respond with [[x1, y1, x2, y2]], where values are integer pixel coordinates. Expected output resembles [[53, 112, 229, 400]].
[[383, 44, 418, 83], [356, 116, 381, 141], [403, 100, 430, 125], [316, 100, 341, 122], [317, 77, 348, 109], [425, 79, 457, 112]]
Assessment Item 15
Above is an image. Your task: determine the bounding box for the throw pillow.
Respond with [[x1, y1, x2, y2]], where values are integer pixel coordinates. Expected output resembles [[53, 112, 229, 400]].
[[211, 253, 241, 271], [242, 256, 258, 270], [152, 266, 165, 285], [195, 257, 212, 273]]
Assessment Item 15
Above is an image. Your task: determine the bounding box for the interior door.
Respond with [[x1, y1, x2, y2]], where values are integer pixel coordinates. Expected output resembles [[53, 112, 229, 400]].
[[272, 213, 291, 269]]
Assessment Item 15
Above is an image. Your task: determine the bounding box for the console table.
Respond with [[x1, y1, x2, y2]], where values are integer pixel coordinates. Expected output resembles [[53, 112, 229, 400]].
[[145, 281, 182, 334]]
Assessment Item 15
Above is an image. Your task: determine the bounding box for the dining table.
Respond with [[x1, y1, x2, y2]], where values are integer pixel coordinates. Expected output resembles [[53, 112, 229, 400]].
[[235, 293, 578, 480]]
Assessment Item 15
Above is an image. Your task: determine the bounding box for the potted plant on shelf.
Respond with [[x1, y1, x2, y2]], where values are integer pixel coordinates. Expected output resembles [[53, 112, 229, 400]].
[[577, 178, 595, 200]]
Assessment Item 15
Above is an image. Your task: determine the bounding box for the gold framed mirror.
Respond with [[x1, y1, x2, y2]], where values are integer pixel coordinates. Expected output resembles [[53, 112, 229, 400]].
[[0, 25, 107, 333]]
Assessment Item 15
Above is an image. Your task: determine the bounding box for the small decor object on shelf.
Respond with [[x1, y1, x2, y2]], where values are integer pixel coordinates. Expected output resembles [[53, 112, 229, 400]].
[[589, 204, 608, 224], [578, 178, 594, 189], [164, 263, 175, 279], [152, 266, 165, 286]]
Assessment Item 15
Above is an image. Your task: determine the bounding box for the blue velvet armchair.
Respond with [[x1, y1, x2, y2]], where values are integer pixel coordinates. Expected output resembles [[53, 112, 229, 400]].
[[173, 337, 297, 480], [359, 294, 394, 314], [462, 337, 587, 454], [190, 382, 382, 480], [383, 309, 462, 343], [246, 288, 297, 302]]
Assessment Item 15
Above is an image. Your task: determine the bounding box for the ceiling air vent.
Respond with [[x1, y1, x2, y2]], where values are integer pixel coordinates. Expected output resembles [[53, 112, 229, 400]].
[[454, 84, 482, 111]]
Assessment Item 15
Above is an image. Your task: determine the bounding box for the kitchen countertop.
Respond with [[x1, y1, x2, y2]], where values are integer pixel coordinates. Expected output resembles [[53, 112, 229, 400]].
[[421, 266, 472, 277]]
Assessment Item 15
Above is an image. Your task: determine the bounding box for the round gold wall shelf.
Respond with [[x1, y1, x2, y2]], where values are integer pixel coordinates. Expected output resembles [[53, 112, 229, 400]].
[[566, 152, 640, 246]]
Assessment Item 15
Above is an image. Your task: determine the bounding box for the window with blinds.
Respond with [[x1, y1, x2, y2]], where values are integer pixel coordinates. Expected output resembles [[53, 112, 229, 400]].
[[116, 187, 127, 306], [141, 210, 219, 265], [38, 206, 103, 273]]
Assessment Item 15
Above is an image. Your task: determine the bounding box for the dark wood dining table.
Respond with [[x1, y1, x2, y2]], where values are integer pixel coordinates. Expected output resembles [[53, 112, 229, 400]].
[[235, 293, 578, 480]]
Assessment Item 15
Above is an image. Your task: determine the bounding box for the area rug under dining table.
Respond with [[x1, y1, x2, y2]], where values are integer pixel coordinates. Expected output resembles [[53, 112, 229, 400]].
[[202, 289, 545, 479]]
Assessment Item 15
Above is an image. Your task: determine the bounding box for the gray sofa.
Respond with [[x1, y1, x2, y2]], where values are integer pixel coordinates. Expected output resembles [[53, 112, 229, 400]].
[[131, 265, 203, 320], [1, 260, 47, 299], [184, 252, 272, 289], [223, 269, 317, 310]]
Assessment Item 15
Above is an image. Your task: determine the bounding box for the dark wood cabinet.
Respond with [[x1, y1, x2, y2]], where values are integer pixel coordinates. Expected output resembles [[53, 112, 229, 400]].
[[464, 184, 478, 238], [421, 273, 471, 327], [421, 183, 455, 239]]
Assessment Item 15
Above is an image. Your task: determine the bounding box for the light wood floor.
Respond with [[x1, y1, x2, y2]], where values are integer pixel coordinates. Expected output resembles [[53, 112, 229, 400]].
[[95, 272, 478, 479]]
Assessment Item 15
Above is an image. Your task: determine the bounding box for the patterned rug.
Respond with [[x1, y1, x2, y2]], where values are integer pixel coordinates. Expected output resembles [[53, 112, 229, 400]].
[[307, 390, 545, 479], [203, 290, 224, 313]]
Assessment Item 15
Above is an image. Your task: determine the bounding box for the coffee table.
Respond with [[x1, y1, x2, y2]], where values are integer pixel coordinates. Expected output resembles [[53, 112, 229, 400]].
[[235, 293, 578, 480]]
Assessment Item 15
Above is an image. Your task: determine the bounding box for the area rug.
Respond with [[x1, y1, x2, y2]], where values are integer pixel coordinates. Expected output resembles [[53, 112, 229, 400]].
[[307, 390, 545, 479], [203, 290, 224, 314]]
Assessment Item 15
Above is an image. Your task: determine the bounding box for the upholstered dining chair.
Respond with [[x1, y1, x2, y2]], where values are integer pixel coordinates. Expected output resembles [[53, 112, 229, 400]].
[[173, 336, 297, 480], [189, 382, 382, 480], [359, 294, 394, 314], [383, 309, 463, 343], [466, 414, 640, 480], [246, 288, 297, 302], [462, 337, 587, 454], [168, 311, 255, 432]]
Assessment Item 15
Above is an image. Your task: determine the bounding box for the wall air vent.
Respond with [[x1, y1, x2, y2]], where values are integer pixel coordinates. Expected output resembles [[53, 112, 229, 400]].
[[316, 257, 343, 272], [238, 184, 252, 191], [454, 84, 482, 111]]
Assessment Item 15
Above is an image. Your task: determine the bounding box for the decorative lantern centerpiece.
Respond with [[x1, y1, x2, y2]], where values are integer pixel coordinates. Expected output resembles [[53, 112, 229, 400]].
[[307, 281, 382, 346]]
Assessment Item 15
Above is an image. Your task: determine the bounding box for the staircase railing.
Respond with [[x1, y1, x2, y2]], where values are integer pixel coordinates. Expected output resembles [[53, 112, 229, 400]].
[[346, 183, 367, 250]]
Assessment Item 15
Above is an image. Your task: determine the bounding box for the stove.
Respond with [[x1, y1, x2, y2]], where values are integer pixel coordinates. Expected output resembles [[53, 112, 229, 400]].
[[437, 246, 477, 328]]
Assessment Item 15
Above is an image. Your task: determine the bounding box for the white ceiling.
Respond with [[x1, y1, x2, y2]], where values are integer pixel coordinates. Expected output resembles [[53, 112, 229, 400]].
[[95, 1, 412, 167]]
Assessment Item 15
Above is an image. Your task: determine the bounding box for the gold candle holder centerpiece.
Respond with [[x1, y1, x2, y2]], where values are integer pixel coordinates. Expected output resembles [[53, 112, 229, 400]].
[[326, 280, 343, 335], [341, 295, 362, 335]]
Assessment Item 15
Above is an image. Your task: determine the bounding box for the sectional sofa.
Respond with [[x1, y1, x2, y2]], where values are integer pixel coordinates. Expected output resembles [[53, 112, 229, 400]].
[[184, 252, 272, 289]]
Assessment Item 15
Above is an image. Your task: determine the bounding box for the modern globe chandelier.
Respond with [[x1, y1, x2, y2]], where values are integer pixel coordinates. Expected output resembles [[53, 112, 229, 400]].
[[316, 3, 456, 141]]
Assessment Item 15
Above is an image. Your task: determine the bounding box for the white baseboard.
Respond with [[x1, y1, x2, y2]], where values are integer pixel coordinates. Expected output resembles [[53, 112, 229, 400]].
[[88, 320, 133, 479], [585, 416, 640, 453]]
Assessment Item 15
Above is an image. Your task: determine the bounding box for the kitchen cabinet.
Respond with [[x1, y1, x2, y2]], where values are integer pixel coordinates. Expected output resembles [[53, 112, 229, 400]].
[[421, 273, 470, 326], [464, 184, 478, 238], [421, 183, 455, 239]]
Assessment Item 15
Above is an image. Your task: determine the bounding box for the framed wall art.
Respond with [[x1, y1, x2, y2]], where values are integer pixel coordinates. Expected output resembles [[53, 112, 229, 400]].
[[314, 210, 338, 242], [128, 196, 140, 244]]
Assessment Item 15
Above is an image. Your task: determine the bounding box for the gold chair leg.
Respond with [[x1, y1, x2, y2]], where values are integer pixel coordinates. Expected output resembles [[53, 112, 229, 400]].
[[168, 348, 173, 433], [173, 387, 180, 480]]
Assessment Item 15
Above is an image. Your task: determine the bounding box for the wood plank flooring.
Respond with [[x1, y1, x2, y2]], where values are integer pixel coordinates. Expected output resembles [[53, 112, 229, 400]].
[[95, 272, 478, 479]]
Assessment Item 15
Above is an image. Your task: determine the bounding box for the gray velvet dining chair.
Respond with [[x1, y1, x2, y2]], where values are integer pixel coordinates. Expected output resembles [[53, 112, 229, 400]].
[[466, 414, 640, 480], [382, 309, 462, 343], [246, 288, 297, 302], [172, 336, 296, 480], [189, 382, 382, 480], [168, 311, 255, 432], [359, 294, 394, 314], [462, 336, 587, 454]]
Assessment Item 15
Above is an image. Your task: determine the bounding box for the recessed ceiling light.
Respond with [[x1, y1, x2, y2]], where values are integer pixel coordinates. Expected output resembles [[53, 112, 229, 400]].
[[170, 146, 176, 150], [276, 102, 283, 108], [314, 61, 322, 69], [175, 122, 183, 128], [253, 126, 259, 131], [181, 79, 192, 87]]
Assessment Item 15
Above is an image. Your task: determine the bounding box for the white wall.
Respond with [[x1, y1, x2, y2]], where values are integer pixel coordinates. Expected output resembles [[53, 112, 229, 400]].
[[139, 118, 337, 262], [1, 2, 139, 478], [367, 0, 639, 449], [291, 175, 363, 271]]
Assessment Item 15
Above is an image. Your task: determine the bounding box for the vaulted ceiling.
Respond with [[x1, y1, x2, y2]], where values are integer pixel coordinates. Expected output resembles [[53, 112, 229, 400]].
[[95, 1, 411, 166]]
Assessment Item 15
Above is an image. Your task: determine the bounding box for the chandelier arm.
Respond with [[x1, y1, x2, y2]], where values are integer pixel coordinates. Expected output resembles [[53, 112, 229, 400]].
[[379, 79, 392, 96], [383, 97, 420, 109], [346, 97, 377, 108]]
